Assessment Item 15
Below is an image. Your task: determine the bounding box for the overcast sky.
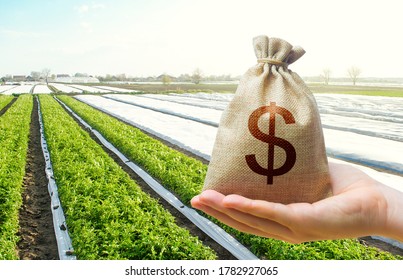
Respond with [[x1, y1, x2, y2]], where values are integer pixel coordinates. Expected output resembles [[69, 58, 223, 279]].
[[1, 0, 402, 78]]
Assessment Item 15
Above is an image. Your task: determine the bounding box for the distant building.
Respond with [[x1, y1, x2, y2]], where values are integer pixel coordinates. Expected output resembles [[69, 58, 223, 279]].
[[12, 75, 26, 82], [54, 75, 100, 84]]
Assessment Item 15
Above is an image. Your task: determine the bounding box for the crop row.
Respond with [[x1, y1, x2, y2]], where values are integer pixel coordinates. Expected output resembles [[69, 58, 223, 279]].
[[57, 94, 400, 260], [0, 95, 33, 259], [0, 95, 14, 112], [38, 95, 216, 259]]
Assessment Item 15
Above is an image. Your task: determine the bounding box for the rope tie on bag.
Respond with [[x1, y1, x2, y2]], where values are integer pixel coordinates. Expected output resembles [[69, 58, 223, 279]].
[[257, 58, 288, 67]]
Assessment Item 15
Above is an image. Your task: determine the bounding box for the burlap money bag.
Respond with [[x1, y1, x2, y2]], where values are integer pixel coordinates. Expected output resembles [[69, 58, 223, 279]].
[[202, 35, 331, 204]]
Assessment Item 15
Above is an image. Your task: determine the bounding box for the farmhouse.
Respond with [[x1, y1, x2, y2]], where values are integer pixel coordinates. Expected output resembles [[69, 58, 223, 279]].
[[54, 74, 100, 84], [12, 75, 26, 82]]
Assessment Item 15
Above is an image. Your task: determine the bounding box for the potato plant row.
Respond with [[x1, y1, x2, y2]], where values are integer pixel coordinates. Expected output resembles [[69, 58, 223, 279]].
[[58, 95, 400, 260], [38, 95, 216, 260], [0, 95, 32, 259], [0, 95, 14, 111]]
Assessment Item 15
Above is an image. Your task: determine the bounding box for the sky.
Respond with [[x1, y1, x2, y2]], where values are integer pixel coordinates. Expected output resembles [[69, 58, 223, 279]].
[[1, 0, 403, 78]]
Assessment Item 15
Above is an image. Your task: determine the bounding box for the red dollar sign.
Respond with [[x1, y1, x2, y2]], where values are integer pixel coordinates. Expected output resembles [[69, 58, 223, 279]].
[[245, 102, 296, 184]]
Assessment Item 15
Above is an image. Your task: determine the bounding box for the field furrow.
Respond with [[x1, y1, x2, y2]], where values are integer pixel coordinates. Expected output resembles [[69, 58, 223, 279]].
[[38, 95, 216, 260]]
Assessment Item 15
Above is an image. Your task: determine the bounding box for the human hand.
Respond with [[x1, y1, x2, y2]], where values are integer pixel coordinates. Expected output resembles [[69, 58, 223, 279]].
[[191, 162, 403, 243]]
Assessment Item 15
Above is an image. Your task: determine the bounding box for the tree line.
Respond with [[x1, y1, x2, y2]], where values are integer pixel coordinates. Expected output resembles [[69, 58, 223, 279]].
[[97, 68, 239, 84], [1, 68, 239, 85], [2, 66, 365, 86], [321, 66, 361, 85]]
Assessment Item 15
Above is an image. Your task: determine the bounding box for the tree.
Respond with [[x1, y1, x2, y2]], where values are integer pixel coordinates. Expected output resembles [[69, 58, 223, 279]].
[[161, 73, 172, 85], [178, 73, 191, 82], [347, 66, 361, 86], [191, 68, 203, 84], [42, 68, 51, 84], [31, 71, 41, 81], [2, 75, 12, 83], [320, 68, 331, 85], [117, 73, 127, 81], [74, 72, 88, 77]]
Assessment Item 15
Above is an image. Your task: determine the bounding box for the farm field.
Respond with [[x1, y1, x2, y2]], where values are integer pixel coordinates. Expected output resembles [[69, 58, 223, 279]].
[[37, 95, 217, 260], [2, 81, 403, 97], [75, 93, 403, 178], [49, 83, 83, 93], [96, 82, 403, 97], [0, 83, 137, 95], [1, 84, 34, 94], [57, 93, 402, 259], [0, 88, 402, 260], [32, 84, 53, 94], [70, 92, 403, 251]]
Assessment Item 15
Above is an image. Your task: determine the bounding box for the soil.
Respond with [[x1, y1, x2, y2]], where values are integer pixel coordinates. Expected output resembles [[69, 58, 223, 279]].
[[17, 97, 59, 260], [359, 236, 403, 257]]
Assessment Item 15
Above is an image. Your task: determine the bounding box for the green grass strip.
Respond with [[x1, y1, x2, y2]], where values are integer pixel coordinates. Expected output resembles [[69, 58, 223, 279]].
[[329, 91, 403, 97], [0, 95, 33, 260], [308, 84, 403, 97], [0, 95, 14, 111], [58, 94, 402, 260], [39, 95, 216, 260]]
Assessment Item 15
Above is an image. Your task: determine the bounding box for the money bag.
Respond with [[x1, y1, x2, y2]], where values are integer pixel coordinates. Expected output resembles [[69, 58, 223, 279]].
[[202, 35, 331, 204]]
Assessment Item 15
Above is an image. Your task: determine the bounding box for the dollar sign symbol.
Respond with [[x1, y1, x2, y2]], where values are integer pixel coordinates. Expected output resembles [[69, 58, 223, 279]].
[[245, 102, 296, 184]]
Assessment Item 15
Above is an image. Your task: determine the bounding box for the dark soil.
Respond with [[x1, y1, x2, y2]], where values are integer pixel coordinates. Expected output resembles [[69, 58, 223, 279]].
[[17, 97, 59, 260], [359, 236, 403, 257]]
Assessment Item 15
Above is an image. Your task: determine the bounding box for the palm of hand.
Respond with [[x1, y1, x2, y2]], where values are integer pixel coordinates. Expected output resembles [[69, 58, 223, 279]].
[[191, 162, 389, 243]]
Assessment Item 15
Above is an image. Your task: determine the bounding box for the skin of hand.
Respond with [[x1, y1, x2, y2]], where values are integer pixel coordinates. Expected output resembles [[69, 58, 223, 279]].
[[191, 162, 403, 243]]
